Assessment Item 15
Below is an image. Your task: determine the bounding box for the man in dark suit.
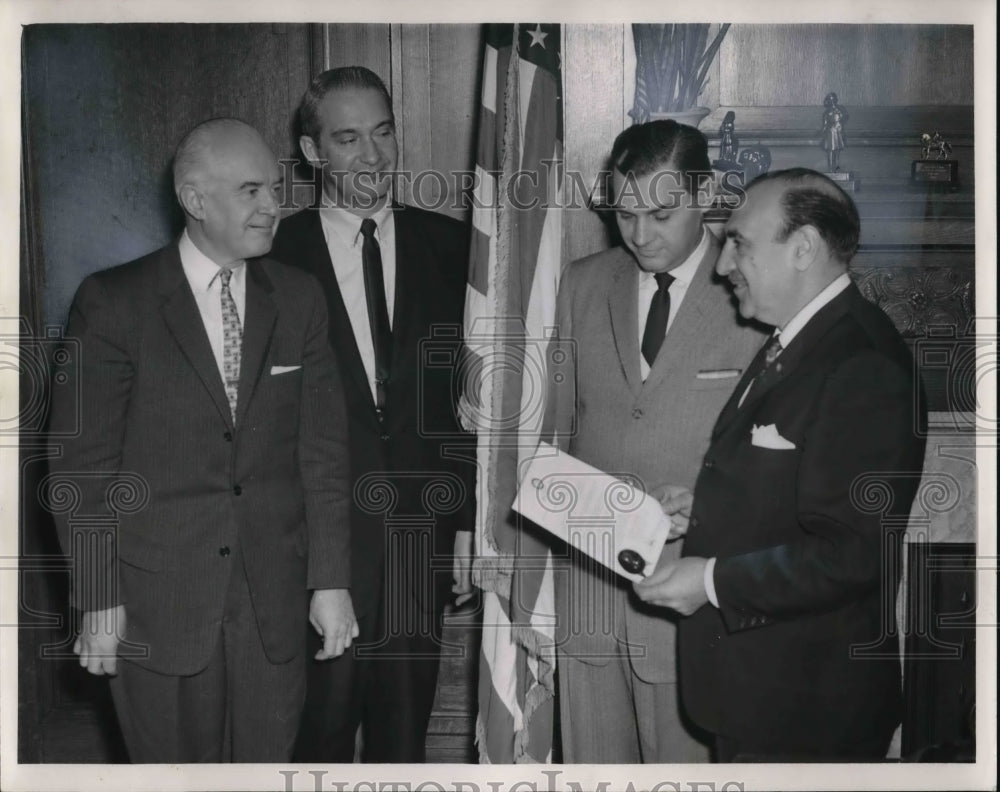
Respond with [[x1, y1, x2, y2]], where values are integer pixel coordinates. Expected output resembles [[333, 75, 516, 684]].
[[635, 168, 927, 760], [46, 119, 352, 762], [545, 120, 764, 762], [270, 66, 474, 763]]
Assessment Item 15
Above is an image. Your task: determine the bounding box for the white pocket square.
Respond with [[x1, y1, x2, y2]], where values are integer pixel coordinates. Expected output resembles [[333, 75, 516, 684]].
[[750, 423, 796, 450], [270, 365, 301, 375], [697, 368, 741, 380]]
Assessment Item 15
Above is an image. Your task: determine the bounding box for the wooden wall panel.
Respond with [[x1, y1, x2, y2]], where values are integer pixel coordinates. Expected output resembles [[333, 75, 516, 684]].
[[395, 25, 433, 203], [321, 22, 391, 85], [563, 24, 625, 265], [719, 25, 974, 107], [427, 24, 483, 220]]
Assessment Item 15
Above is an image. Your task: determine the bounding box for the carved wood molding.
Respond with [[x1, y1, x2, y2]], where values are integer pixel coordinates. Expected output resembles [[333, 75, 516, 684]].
[[852, 266, 974, 337]]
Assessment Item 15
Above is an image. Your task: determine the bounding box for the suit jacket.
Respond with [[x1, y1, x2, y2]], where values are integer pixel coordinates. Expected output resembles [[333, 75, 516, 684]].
[[47, 243, 351, 676], [270, 204, 474, 617], [546, 233, 766, 683], [679, 282, 927, 751]]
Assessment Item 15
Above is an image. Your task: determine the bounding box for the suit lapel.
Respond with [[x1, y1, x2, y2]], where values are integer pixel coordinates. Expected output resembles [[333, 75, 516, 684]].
[[607, 257, 642, 398], [712, 282, 857, 441], [157, 244, 233, 428], [235, 260, 278, 428], [642, 231, 720, 394], [389, 206, 421, 404], [297, 209, 375, 407]]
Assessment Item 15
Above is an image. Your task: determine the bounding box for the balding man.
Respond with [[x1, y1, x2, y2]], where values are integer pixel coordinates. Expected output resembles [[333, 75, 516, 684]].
[[47, 119, 351, 762], [634, 168, 926, 760]]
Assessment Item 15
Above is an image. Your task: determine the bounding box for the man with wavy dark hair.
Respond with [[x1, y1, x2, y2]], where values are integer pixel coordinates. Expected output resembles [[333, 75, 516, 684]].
[[635, 168, 927, 760], [271, 66, 474, 763]]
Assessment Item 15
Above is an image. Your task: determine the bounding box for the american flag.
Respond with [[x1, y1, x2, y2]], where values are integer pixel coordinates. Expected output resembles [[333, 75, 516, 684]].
[[462, 23, 563, 763]]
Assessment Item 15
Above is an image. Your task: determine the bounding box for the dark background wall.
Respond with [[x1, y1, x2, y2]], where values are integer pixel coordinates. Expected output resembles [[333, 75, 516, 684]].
[[23, 24, 313, 328]]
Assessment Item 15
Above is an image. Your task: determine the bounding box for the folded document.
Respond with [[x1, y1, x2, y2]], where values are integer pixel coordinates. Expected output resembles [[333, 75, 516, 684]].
[[513, 442, 673, 582]]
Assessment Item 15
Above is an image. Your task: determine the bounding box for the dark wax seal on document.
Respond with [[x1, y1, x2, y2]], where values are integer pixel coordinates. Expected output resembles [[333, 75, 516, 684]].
[[618, 549, 646, 575]]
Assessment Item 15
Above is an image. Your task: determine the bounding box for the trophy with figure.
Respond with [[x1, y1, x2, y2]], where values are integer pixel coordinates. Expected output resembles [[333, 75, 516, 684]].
[[819, 91, 856, 191], [912, 131, 959, 190]]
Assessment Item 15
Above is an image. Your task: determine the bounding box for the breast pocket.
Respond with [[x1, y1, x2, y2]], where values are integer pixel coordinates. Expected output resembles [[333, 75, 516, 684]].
[[690, 373, 743, 392], [265, 365, 303, 409]]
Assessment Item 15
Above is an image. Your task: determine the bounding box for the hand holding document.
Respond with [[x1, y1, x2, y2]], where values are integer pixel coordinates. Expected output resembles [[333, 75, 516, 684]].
[[514, 442, 674, 583]]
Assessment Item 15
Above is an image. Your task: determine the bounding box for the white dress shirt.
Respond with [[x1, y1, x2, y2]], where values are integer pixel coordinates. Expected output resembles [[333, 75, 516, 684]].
[[317, 202, 397, 401], [179, 229, 246, 384], [637, 227, 709, 380], [704, 271, 852, 607]]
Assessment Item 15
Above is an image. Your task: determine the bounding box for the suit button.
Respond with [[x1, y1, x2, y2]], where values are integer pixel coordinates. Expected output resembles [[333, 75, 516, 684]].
[[219, 546, 230, 557], [632, 407, 643, 419], [233, 485, 242, 496], [223, 431, 233, 442], [689, 517, 699, 529], [380, 434, 390, 442], [704, 458, 716, 470]]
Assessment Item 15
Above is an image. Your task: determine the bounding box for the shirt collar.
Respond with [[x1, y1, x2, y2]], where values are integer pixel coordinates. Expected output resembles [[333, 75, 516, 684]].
[[638, 226, 708, 287], [318, 197, 393, 250], [778, 272, 851, 348], [179, 229, 244, 292]]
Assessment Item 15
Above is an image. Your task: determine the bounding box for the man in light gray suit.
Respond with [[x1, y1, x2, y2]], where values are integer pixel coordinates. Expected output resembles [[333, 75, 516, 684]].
[[546, 120, 765, 762]]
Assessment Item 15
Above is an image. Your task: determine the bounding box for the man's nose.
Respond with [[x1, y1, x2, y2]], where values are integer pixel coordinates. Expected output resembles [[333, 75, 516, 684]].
[[716, 241, 734, 276], [359, 135, 381, 165], [258, 187, 279, 216], [631, 217, 650, 247]]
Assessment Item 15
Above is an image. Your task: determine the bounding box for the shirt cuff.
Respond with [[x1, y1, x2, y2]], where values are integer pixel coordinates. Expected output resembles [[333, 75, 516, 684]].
[[704, 556, 719, 608]]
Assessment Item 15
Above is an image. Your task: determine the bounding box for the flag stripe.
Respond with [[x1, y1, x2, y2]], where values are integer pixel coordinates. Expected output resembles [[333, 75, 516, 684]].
[[468, 22, 562, 765]]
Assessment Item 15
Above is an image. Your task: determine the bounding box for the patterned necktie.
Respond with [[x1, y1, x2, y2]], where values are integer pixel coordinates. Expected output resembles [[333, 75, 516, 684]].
[[641, 271, 675, 366], [738, 334, 783, 408], [219, 267, 242, 423], [763, 335, 783, 367], [360, 218, 392, 411]]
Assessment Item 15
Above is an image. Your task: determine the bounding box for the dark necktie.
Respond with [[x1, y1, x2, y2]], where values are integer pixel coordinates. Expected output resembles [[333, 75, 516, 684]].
[[738, 334, 783, 408], [360, 218, 391, 411], [641, 271, 675, 366]]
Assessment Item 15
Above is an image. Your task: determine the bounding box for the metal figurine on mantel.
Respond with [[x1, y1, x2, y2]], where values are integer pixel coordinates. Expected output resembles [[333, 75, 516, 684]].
[[913, 132, 959, 190], [819, 91, 857, 191], [716, 111, 739, 166], [712, 111, 772, 197]]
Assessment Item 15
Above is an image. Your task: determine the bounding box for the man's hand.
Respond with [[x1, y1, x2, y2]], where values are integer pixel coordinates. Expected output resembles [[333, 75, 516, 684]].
[[452, 530, 475, 607], [76, 605, 125, 675], [310, 588, 359, 660], [651, 484, 694, 539], [633, 556, 709, 616]]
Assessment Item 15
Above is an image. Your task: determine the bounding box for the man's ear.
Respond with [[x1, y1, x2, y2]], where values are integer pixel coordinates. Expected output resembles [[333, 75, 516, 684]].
[[299, 135, 321, 167], [791, 225, 822, 272], [176, 183, 205, 221]]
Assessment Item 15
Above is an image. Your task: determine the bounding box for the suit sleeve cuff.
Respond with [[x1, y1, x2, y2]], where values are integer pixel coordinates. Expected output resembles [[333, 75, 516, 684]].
[[704, 556, 719, 608]]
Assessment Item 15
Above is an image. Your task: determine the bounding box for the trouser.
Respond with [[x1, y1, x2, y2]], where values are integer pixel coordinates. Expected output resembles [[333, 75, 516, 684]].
[[109, 550, 305, 763], [558, 650, 711, 763], [294, 579, 445, 763], [713, 730, 893, 762]]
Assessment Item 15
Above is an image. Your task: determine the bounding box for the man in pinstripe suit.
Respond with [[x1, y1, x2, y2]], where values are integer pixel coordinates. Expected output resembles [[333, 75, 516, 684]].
[[48, 119, 351, 762]]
